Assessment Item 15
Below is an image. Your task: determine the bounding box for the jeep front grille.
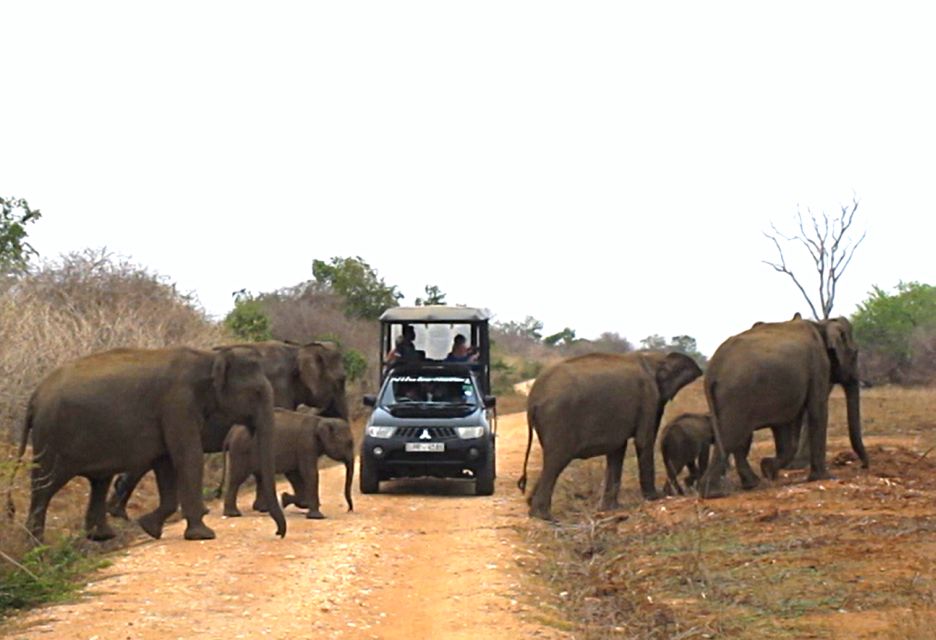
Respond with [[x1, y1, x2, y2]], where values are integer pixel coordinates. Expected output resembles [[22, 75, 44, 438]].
[[396, 426, 458, 440]]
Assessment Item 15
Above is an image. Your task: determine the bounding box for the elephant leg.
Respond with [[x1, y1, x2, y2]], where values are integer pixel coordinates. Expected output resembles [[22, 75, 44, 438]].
[[252, 473, 270, 513], [805, 395, 831, 482], [684, 460, 699, 490], [222, 457, 251, 517], [138, 456, 180, 539], [299, 462, 324, 520], [787, 417, 811, 470], [281, 471, 309, 510], [528, 449, 573, 521], [663, 458, 682, 497], [163, 426, 213, 540], [762, 422, 798, 480], [735, 434, 760, 490], [106, 471, 144, 520], [25, 465, 70, 543], [85, 476, 117, 541], [599, 444, 626, 511], [635, 433, 661, 501]]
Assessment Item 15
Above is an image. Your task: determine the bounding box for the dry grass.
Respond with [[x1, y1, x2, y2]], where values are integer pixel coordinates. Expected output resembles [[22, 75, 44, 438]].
[[0, 250, 229, 612], [520, 381, 936, 638]]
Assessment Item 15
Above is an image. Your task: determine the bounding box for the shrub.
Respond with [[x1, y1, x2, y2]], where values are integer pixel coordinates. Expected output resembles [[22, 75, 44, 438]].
[[224, 292, 273, 342]]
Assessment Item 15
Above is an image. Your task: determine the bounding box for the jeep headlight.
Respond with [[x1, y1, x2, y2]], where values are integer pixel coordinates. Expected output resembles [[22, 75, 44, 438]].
[[366, 426, 396, 439], [456, 426, 485, 439]]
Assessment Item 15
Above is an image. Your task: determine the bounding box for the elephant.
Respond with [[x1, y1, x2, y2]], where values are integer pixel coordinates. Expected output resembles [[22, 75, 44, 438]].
[[12, 347, 286, 542], [518, 351, 703, 521], [221, 407, 354, 520], [698, 315, 868, 499], [106, 340, 348, 519], [660, 412, 713, 496]]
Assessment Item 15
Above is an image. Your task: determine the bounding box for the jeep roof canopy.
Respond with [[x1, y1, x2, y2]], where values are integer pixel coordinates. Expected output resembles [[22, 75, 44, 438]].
[[379, 306, 492, 395]]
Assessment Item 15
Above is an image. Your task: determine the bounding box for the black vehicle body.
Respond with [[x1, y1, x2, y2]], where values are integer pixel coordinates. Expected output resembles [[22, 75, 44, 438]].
[[360, 307, 496, 495]]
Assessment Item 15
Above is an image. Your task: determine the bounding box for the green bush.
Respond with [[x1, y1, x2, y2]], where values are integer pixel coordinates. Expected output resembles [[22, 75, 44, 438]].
[[224, 296, 273, 342], [0, 538, 107, 615], [343, 348, 368, 383]]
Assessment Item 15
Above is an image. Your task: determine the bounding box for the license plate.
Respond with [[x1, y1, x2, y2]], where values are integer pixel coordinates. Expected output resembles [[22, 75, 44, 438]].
[[405, 442, 445, 453]]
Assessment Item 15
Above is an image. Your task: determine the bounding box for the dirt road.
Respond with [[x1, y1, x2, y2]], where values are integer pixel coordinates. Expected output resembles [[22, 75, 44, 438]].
[[7, 413, 566, 640]]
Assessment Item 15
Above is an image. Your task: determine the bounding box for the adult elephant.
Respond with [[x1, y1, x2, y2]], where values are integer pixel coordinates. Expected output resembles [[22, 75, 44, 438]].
[[698, 315, 868, 498], [106, 340, 349, 519], [13, 347, 286, 542], [519, 351, 703, 521]]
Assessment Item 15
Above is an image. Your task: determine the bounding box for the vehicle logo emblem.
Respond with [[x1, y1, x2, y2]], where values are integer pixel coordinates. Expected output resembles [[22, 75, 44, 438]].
[[419, 428, 432, 440]]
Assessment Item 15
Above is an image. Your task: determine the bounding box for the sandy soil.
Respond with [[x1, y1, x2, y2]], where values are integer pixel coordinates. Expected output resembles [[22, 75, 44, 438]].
[[5, 413, 568, 640]]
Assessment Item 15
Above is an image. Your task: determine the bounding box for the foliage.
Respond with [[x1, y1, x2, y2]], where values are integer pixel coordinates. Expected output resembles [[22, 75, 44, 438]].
[[0, 538, 108, 615], [544, 327, 577, 347], [852, 281, 936, 383], [639, 334, 708, 367], [223, 290, 273, 342], [0, 196, 42, 276], [311, 256, 402, 321], [343, 348, 368, 383], [495, 316, 544, 341], [415, 284, 447, 306]]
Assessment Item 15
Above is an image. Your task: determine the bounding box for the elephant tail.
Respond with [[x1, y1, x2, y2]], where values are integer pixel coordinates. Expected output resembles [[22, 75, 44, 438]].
[[518, 406, 536, 493], [707, 382, 728, 463], [6, 395, 35, 520]]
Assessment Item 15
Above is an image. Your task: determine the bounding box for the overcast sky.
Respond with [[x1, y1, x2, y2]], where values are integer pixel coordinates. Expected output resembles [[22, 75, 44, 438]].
[[3, 2, 934, 355]]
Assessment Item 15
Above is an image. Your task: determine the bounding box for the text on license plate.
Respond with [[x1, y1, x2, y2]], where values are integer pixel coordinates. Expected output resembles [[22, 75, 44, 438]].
[[405, 442, 445, 453]]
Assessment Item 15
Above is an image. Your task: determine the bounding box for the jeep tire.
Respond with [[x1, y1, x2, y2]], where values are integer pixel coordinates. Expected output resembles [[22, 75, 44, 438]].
[[475, 444, 495, 496], [360, 454, 379, 494]]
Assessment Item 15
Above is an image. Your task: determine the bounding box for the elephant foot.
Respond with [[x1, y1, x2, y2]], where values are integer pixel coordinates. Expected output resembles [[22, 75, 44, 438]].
[[642, 490, 663, 501], [106, 503, 130, 520], [740, 474, 761, 491], [786, 456, 810, 470], [760, 458, 779, 480], [528, 504, 555, 522], [184, 522, 216, 541], [281, 492, 295, 508], [138, 512, 165, 539], [598, 499, 622, 512], [252, 500, 269, 513], [698, 476, 728, 499], [86, 522, 117, 542], [807, 469, 833, 482], [223, 506, 242, 517], [305, 510, 326, 520]]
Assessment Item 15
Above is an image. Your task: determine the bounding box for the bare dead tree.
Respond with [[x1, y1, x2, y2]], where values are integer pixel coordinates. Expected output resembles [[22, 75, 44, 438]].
[[764, 198, 865, 320]]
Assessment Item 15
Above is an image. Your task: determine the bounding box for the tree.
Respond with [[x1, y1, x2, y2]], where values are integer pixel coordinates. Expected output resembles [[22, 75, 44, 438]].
[[640, 334, 668, 351], [311, 256, 403, 321], [495, 316, 544, 341], [851, 281, 936, 382], [415, 285, 447, 306], [543, 327, 576, 346], [764, 198, 865, 320], [224, 290, 273, 342], [1, 196, 42, 275], [639, 334, 707, 366]]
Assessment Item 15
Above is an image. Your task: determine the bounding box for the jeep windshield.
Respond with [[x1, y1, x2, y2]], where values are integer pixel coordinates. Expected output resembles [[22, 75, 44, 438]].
[[380, 374, 479, 409]]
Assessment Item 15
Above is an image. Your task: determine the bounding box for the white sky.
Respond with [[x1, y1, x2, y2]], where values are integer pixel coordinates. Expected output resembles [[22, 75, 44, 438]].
[[3, 2, 934, 355]]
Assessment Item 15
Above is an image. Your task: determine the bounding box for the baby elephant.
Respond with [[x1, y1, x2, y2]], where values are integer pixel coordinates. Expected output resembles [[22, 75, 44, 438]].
[[661, 413, 713, 496], [222, 408, 355, 519]]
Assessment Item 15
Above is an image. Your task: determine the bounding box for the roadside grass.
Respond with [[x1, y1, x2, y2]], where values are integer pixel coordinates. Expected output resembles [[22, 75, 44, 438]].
[[518, 382, 936, 638]]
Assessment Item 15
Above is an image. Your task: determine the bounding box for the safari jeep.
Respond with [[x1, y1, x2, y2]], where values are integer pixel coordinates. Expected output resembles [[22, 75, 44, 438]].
[[360, 306, 497, 496]]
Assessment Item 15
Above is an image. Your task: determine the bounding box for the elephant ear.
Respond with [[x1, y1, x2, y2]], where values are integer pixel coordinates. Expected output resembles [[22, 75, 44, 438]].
[[655, 352, 703, 403], [211, 350, 230, 395], [821, 318, 858, 384]]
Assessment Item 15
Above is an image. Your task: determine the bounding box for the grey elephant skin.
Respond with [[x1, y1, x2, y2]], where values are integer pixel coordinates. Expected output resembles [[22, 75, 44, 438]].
[[699, 315, 868, 498], [221, 408, 355, 520], [14, 347, 286, 542], [519, 351, 702, 521], [661, 412, 713, 496], [106, 340, 348, 519]]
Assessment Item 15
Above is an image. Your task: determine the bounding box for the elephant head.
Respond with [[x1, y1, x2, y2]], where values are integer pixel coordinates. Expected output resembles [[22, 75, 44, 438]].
[[638, 351, 704, 405], [210, 347, 286, 537], [298, 342, 349, 420], [315, 417, 355, 512], [816, 317, 868, 467]]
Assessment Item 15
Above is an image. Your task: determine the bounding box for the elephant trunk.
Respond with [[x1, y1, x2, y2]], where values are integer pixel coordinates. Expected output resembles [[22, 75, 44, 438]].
[[844, 381, 869, 468], [255, 402, 287, 537], [343, 458, 355, 512]]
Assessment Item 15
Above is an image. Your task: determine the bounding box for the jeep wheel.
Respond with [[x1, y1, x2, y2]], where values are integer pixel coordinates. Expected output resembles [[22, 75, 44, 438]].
[[360, 454, 379, 494], [475, 445, 495, 496]]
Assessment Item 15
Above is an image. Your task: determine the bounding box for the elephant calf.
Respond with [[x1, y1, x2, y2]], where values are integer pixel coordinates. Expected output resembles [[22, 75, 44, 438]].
[[222, 408, 355, 519], [661, 413, 713, 496]]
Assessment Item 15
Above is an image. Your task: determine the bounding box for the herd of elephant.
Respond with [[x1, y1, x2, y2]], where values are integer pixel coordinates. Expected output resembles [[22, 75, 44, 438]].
[[519, 314, 869, 521], [7, 341, 354, 542], [8, 313, 869, 542]]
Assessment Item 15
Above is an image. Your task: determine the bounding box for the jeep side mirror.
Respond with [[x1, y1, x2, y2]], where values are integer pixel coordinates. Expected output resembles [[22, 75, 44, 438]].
[[484, 395, 497, 409], [363, 394, 377, 407]]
